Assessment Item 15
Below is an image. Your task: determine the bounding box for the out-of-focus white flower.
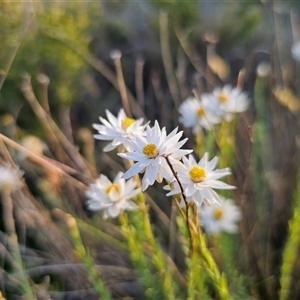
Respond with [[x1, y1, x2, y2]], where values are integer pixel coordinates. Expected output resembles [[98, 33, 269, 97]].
[[0, 165, 24, 192], [19, 136, 47, 160], [199, 197, 241, 234], [93, 108, 147, 152], [292, 41, 300, 61], [21, 136, 46, 154], [256, 61, 271, 77], [210, 85, 249, 121], [118, 120, 192, 191], [178, 97, 221, 133], [86, 172, 140, 219], [165, 153, 235, 206]]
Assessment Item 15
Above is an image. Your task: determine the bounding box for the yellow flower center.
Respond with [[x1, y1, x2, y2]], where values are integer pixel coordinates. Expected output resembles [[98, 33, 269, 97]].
[[121, 117, 136, 130], [197, 107, 205, 117], [218, 93, 228, 103], [105, 183, 120, 194], [189, 166, 206, 183], [214, 208, 224, 220], [143, 143, 159, 158]]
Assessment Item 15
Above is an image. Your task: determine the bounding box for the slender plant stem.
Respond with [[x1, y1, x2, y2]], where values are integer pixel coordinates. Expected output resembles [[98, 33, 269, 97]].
[[159, 11, 181, 109], [135, 56, 145, 109], [0, 134, 88, 191], [39, 28, 146, 119], [164, 156, 192, 250], [56, 210, 112, 299], [111, 50, 132, 118], [1, 189, 35, 299], [21, 77, 94, 180]]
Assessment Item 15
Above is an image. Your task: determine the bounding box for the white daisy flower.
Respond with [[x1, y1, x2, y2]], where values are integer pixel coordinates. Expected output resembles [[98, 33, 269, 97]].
[[292, 41, 300, 61], [86, 172, 140, 219], [178, 97, 221, 133], [210, 85, 249, 121], [165, 153, 235, 206], [118, 120, 193, 191], [199, 197, 241, 234], [93, 108, 147, 152], [0, 165, 24, 192]]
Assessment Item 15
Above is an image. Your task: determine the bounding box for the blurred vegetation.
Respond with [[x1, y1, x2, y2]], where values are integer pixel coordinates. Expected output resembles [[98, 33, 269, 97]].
[[0, 0, 300, 299]]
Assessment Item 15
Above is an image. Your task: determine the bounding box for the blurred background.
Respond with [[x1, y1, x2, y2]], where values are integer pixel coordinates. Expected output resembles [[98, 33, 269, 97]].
[[0, 0, 274, 128], [1, 0, 300, 299]]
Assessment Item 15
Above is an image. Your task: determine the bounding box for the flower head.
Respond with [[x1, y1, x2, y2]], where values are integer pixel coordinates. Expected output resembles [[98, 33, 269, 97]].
[[118, 120, 192, 191], [0, 165, 24, 192], [210, 85, 249, 121], [178, 97, 221, 133], [199, 197, 241, 234], [165, 153, 235, 206], [86, 172, 140, 219], [93, 108, 147, 152]]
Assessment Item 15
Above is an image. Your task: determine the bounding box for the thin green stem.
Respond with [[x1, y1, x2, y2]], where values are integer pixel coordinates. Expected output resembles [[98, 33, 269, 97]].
[[279, 183, 300, 300], [1, 188, 35, 299], [61, 211, 112, 299], [164, 156, 192, 249]]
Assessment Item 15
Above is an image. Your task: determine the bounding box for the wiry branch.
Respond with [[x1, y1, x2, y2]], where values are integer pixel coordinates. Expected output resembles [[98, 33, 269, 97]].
[[164, 156, 193, 250]]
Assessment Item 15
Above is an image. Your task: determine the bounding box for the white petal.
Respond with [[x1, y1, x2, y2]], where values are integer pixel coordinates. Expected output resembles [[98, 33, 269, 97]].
[[98, 174, 112, 187], [145, 165, 158, 185], [114, 172, 124, 183], [182, 155, 190, 167], [124, 188, 141, 199], [204, 180, 235, 190], [122, 200, 138, 210], [109, 188, 120, 201], [93, 134, 112, 141], [185, 184, 196, 197], [122, 162, 145, 179], [87, 201, 105, 211], [158, 161, 174, 182], [124, 178, 138, 193], [170, 149, 193, 158], [103, 142, 117, 152], [164, 131, 183, 149], [198, 152, 209, 168], [200, 188, 215, 203], [118, 108, 126, 121], [111, 136, 125, 146], [133, 135, 148, 151], [189, 154, 198, 166], [193, 191, 203, 206], [206, 169, 231, 180], [142, 176, 150, 191], [118, 152, 145, 161], [206, 157, 219, 172], [106, 109, 118, 127], [99, 116, 114, 128], [107, 205, 120, 218]]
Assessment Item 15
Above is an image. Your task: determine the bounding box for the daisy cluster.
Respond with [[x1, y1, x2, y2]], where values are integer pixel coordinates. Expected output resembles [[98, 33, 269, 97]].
[[86, 106, 241, 234], [179, 85, 249, 133]]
